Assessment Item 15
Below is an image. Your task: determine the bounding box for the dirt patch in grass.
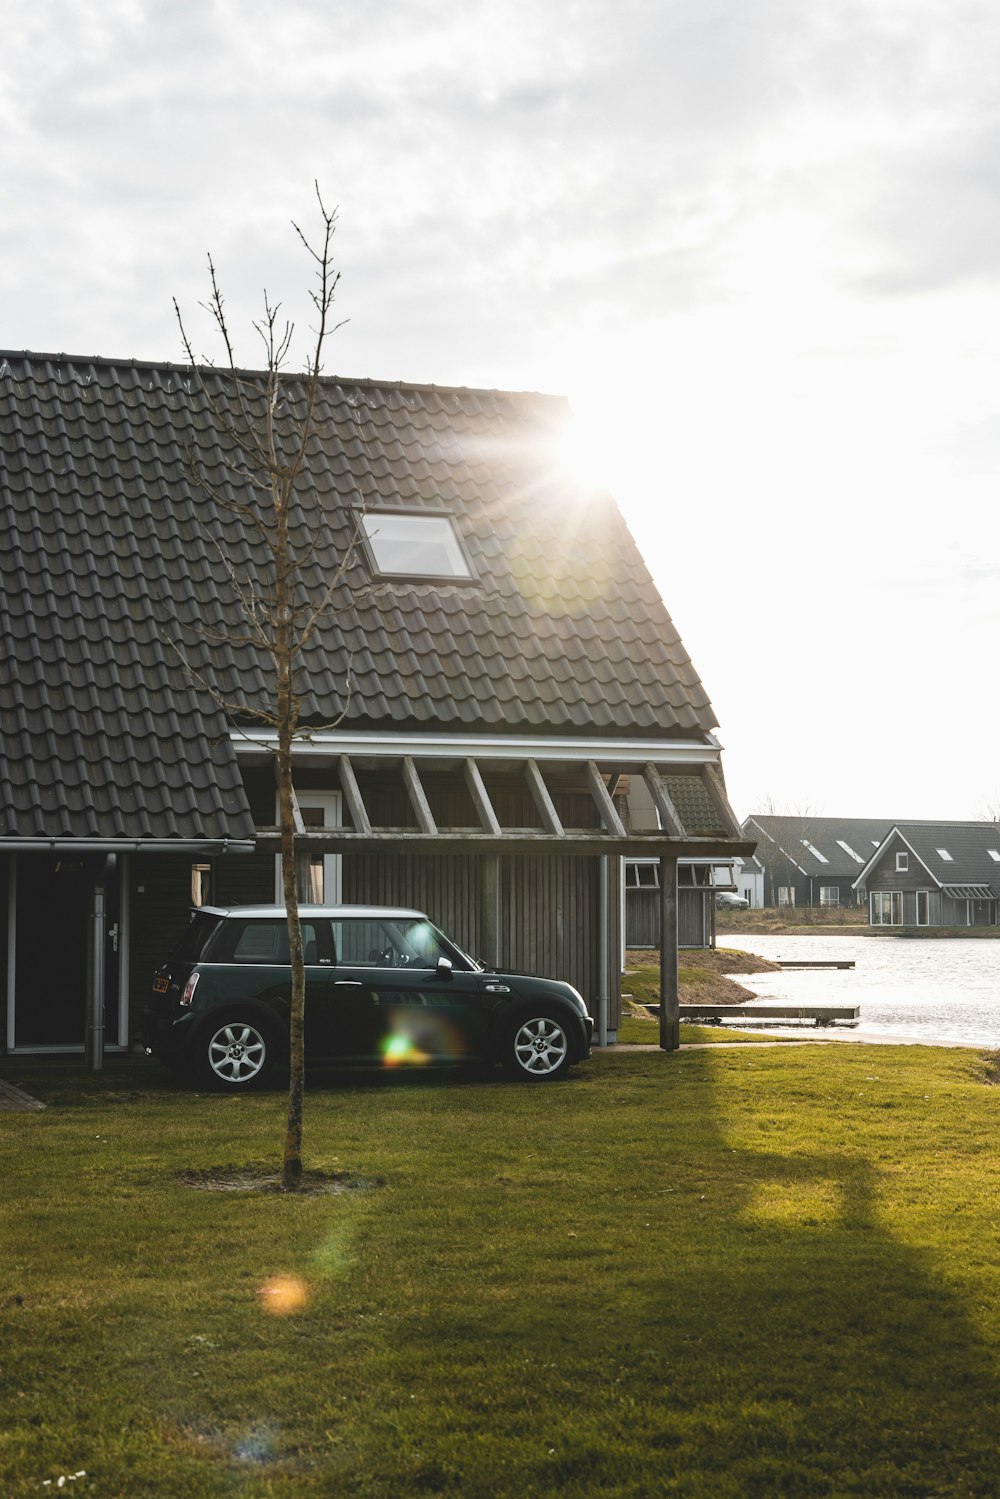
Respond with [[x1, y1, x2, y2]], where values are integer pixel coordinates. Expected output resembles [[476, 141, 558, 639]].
[[626, 947, 780, 976], [623, 947, 777, 1009], [178, 1165, 385, 1195]]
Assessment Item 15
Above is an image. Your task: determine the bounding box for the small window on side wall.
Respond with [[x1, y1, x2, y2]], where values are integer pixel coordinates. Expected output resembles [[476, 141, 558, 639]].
[[895, 851, 908, 872], [191, 864, 211, 907], [361, 511, 474, 580]]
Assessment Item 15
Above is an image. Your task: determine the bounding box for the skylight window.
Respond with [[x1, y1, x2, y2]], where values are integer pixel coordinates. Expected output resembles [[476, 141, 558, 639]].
[[362, 511, 473, 580], [801, 839, 829, 863], [936, 848, 953, 861], [836, 839, 864, 864], [989, 850, 1000, 863]]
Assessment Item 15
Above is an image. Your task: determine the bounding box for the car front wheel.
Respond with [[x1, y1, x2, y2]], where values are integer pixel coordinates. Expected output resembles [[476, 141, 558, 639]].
[[503, 1010, 572, 1081], [198, 1017, 276, 1091]]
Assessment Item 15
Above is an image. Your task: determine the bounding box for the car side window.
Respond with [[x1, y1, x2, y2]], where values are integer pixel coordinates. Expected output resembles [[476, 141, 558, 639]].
[[214, 920, 323, 964], [332, 919, 398, 965], [331, 918, 458, 969]]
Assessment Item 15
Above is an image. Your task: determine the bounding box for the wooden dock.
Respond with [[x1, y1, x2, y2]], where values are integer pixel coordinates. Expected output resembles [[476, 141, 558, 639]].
[[644, 1003, 860, 1026], [775, 960, 855, 970]]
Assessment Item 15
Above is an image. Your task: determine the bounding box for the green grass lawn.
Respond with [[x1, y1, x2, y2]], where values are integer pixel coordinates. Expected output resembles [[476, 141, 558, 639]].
[[3, 1045, 1000, 1497]]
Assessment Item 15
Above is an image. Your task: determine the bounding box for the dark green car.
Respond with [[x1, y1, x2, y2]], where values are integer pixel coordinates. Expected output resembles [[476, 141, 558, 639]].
[[143, 904, 593, 1090]]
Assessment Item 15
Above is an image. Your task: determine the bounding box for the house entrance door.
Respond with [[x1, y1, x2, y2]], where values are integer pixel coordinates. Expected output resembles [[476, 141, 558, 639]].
[[11, 855, 121, 1051]]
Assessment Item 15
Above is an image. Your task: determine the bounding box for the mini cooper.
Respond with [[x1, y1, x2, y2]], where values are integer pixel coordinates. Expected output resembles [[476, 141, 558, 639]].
[[143, 904, 593, 1090]]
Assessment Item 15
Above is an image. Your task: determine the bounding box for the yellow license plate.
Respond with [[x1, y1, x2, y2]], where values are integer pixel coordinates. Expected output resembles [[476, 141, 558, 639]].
[[153, 977, 170, 994]]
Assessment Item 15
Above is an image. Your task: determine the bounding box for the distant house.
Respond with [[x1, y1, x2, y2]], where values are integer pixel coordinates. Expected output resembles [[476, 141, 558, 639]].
[[0, 351, 750, 1058], [741, 815, 895, 908], [734, 853, 764, 909], [854, 823, 1000, 927]]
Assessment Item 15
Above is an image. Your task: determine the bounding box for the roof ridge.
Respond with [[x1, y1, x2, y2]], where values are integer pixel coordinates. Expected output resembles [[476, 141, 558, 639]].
[[0, 350, 566, 404]]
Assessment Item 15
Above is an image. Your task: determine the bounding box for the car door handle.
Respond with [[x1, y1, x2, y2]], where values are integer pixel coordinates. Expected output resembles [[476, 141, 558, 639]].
[[485, 983, 511, 994], [334, 980, 364, 987]]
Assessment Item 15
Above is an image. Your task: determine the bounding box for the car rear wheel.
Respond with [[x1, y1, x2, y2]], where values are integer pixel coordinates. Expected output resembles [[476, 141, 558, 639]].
[[198, 1017, 276, 1091], [503, 1009, 572, 1081]]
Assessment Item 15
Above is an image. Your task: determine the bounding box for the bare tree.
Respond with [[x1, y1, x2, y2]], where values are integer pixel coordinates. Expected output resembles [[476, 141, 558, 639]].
[[745, 794, 818, 908], [174, 185, 354, 1189]]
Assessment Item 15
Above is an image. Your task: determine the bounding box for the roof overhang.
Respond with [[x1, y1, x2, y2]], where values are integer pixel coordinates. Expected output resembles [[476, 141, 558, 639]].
[[941, 884, 996, 900], [242, 732, 752, 860], [230, 728, 726, 769]]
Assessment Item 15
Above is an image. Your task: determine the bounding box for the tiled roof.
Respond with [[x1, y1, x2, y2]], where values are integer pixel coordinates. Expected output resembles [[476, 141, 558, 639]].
[[1, 352, 719, 841], [890, 823, 1000, 893], [742, 815, 897, 877]]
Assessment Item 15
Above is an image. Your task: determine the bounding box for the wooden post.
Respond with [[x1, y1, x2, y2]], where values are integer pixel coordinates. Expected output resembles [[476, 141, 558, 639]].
[[481, 856, 501, 970], [659, 855, 679, 1052]]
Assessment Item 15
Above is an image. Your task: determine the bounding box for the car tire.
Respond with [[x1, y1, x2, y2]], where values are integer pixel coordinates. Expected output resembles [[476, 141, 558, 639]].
[[195, 1015, 279, 1092], [502, 1008, 573, 1082]]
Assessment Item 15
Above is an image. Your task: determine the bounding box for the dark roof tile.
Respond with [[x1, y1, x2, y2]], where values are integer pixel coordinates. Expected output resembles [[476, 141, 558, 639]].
[[1, 352, 720, 840]]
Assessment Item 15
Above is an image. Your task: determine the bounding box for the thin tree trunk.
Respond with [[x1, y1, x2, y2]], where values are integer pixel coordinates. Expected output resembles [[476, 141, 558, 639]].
[[276, 508, 306, 1192]]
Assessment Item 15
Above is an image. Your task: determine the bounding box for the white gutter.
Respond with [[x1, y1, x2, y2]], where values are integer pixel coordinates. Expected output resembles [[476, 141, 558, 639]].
[[229, 727, 724, 767]]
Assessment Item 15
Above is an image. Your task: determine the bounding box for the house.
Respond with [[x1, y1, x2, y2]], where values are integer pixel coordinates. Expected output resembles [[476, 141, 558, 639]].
[[734, 853, 764, 909], [854, 823, 1000, 927], [0, 350, 751, 1060], [740, 815, 896, 908]]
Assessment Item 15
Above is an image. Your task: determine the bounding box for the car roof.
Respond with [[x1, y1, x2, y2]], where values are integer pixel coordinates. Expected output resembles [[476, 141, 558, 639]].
[[195, 904, 429, 921]]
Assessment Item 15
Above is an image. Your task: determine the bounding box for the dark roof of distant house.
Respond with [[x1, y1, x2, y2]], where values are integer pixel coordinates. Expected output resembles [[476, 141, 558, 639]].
[[0, 351, 718, 842], [741, 815, 902, 878], [855, 821, 1000, 893]]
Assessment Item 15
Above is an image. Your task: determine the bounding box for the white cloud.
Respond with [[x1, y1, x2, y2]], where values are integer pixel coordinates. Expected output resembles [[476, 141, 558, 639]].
[[2, 0, 1000, 815]]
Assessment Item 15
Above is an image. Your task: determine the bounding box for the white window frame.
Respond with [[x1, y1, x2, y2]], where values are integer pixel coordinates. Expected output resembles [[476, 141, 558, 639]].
[[895, 851, 908, 872], [871, 890, 903, 925], [819, 885, 840, 907], [274, 790, 342, 904], [777, 886, 795, 907], [361, 510, 475, 581]]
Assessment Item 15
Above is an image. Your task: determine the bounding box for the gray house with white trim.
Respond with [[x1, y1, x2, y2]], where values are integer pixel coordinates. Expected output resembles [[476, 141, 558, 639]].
[[854, 823, 1000, 927]]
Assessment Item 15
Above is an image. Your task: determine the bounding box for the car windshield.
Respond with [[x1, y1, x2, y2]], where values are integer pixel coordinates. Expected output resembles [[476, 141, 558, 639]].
[[331, 916, 480, 971]]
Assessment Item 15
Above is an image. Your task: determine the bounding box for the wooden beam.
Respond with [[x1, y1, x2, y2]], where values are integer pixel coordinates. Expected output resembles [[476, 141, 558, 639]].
[[642, 763, 685, 837], [337, 754, 372, 836], [524, 758, 564, 836], [402, 757, 437, 835], [464, 758, 503, 836], [289, 787, 306, 835], [253, 829, 758, 858], [699, 764, 744, 840], [585, 761, 626, 837]]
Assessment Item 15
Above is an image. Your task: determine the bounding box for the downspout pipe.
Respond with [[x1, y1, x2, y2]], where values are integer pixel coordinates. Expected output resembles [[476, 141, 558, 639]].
[[90, 854, 116, 1072]]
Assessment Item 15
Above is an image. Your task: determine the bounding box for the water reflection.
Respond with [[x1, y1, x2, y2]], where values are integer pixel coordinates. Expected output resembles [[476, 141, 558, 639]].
[[719, 934, 1000, 1047]]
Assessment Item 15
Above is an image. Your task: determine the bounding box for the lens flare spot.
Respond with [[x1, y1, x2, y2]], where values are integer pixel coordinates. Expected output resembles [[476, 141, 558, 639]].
[[381, 1032, 430, 1067], [257, 1274, 309, 1315]]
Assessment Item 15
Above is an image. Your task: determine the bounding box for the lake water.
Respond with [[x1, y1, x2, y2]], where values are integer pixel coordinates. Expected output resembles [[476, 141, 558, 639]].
[[717, 934, 1000, 1048]]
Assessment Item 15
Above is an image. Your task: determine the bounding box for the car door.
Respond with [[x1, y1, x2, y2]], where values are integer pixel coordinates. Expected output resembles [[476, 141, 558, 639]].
[[330, 916, 489, 1064]]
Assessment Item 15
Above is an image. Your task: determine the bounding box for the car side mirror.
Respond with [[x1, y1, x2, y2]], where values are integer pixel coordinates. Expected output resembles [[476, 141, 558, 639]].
[[436, 956, 453, 981]]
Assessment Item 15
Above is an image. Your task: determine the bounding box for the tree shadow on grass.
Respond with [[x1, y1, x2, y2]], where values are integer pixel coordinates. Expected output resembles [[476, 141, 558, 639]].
[[619, 1053, 1000, 1497]]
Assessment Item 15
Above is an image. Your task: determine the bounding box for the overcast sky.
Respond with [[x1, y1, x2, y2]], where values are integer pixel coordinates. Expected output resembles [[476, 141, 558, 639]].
[[3, 0, 999, 821]]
